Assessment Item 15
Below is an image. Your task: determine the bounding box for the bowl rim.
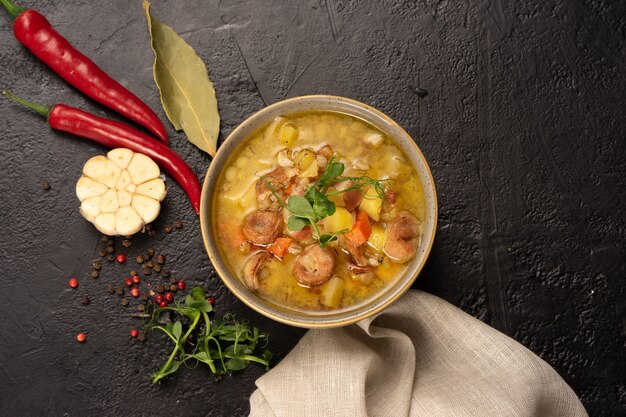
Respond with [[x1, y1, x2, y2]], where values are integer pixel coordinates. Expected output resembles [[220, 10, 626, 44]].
[[200, 94, 438, 328]]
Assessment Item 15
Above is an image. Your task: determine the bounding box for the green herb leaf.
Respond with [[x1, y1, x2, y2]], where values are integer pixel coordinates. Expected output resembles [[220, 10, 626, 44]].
[[192, 351, 214, 367], [287, 195, 316, 219], [191, 286, 206, 301], [318, 229, 348, 247], [172, 321, 182, 340], [225, 358, 247, 371], [316, 159, 344, 188], [287, 216, 308, 231], [319, 234, 337, 247], [305, 187, 336, 219], [144, 1, 220, 156]]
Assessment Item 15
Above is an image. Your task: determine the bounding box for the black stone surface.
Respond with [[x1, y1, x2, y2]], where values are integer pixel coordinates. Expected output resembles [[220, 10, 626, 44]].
[[0, 0, 624, 416]]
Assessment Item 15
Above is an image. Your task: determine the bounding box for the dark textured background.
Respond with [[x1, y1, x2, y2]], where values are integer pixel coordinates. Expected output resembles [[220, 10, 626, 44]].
[[0, 0, 624, 416]]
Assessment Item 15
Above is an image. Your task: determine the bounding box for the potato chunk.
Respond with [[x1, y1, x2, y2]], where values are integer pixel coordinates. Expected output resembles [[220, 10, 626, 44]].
[[322, 276, 345, 308]]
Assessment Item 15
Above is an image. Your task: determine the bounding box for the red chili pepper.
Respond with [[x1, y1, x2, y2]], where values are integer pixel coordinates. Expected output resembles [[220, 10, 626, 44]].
[[0, 0, 168, 144], [2, 91, 201, 213]]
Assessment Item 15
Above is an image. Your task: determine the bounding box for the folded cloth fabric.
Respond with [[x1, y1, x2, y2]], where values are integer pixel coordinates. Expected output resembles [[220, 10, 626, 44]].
[[249, 290, 588, 417]]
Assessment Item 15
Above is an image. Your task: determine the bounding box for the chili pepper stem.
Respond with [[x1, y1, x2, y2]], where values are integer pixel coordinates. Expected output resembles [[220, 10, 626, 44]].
[[0, 0, 24, 20], [2, 90, 51, 118]]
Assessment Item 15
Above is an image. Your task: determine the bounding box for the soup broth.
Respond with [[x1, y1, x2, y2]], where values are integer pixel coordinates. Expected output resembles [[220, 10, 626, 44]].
[[213, 111, 425, 311]]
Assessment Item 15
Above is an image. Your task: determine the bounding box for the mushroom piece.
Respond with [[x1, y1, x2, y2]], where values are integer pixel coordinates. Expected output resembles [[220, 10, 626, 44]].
[[293, 245, 336, 287], [242, 251, 271, 290], [384, 211, 420, 263], [243, 210, 284, 245]]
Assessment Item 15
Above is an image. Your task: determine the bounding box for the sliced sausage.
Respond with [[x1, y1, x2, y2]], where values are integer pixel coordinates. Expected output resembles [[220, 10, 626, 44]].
[[293, 245, 336, 287], [242, 251, 271, 290], [384, 211, 420, 263], [243, 210, 283, 244]]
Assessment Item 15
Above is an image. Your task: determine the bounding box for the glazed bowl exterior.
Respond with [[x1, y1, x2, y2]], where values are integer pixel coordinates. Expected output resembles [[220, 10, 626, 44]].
[[200, 95, 437, 328]]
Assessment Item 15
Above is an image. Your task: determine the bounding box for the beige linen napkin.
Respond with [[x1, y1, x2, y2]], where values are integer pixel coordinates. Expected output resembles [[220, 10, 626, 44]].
[[249, 290, 587, 417]]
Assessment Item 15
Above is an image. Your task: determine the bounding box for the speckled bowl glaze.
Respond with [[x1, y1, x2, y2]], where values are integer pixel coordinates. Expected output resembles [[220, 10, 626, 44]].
[[200, 95, 437, 328]]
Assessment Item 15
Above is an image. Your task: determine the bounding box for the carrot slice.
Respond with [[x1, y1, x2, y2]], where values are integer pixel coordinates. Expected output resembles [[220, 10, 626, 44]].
[[267, 237, 293, 258], [345, 210, 372, 247]]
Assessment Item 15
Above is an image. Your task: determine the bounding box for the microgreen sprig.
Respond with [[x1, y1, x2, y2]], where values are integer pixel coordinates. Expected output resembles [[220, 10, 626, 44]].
[[148, 287, 271, 383]]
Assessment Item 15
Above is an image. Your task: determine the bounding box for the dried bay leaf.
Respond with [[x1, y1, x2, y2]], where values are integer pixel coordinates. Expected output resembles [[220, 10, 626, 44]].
[[144, 1, 219, 156]]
